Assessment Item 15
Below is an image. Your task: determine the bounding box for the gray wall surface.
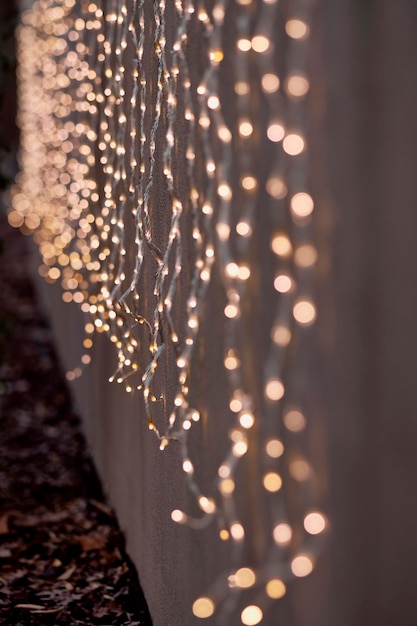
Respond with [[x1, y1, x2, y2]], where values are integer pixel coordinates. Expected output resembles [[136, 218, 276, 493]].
[[31, 1, 417, 626]]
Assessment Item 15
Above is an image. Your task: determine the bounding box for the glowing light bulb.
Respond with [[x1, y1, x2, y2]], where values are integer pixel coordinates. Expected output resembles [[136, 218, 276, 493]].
[[261, 72, 280, 93], [226, 262, 240, 278], [235, 568, 256, 588], [251, 35, 270, 53], [218, 183, 232, 200], [283, 409, 306, 432], [235, 81, 250, 95], [207, 95, 220, 109], [238, 266, 251, 280], [199, 496, 216, 514], [241, 175, 257, 191], [304, 511, 327, 535], [224, 352, 240, 370], [239, 412, 255, 429], [291, 554, 314, 577], [218, 464, 231, 478], [266, 579, 286, 599], [286, 19, 310, 40], [267, 122, 285, 142], [241, 605, 263, 625], [273, 523, 292, 545], [233, 440, 248, 457], [291, 192, 314, 218], [236, 221, 252, 237], [171, 509, 185, 523], [183, 459, 194, 474], [271, 233, 292, 257], [225, 304, 239, 319], [220, 478, 235, 495], [295, 244, 318, 267], [290, 458, 311, 481], [263, 472, 282, 492], [293, 299, 316, 325], [192, 597, 215, 618], [239, 120, 253, 137], [237, 38, 251, 52], [230, 523, 245, 540], [274, 274, 293, 293], [266, 438, 284, 458], [265, 378, 285, 401], [283, 133, 305, 155], [266, 176, 287, 199], [286, 74, 310, 97]]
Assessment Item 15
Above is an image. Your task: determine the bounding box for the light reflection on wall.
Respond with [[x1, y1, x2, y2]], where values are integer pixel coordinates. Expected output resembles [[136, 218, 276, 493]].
[[10, 0, 326, 622]]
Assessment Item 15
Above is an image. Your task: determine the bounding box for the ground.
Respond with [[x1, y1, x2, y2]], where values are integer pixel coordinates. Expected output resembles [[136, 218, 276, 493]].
[[0, 209, 152, 625]]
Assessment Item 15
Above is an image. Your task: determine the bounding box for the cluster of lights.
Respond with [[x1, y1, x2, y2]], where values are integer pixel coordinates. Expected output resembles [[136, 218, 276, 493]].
[[10, 0, 326, 623], [244, 0, 324, 621]]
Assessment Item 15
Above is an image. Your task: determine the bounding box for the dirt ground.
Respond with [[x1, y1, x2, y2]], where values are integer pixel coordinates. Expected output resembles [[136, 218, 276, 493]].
[[0, 208, 152, 625]]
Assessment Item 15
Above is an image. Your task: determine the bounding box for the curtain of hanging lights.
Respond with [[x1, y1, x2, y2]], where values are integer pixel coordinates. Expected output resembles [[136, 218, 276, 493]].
[[10, 0, 326, 623]]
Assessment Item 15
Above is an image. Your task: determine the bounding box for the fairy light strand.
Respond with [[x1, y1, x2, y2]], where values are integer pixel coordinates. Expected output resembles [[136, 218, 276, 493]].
[[9, 0, 326, 623]]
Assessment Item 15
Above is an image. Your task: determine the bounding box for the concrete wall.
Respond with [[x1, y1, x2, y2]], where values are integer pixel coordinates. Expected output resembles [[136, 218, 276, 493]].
[[33, 1, 417, 626]]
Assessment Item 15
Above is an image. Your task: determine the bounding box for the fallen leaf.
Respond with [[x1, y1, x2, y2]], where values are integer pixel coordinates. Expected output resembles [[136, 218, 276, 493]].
[[94, 606, 111, 617], [0, 548, 11, 557], [90, 499, 113, 517], [58, 564, 77, 581], [112, 547, 122, 560], [0, 514, 9, 534], [78, 531, 107, 552]]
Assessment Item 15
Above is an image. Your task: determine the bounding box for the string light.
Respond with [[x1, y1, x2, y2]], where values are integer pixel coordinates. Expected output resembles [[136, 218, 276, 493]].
[[261, 73, 280, 93], [283, 409, 306, 432], [192, 597, 215, 619], [304, 511, 327, 535], [266, 579, 286, 599], [10, 0, 326, 622], [273, 523, 293, 545], [234, 567, 256, 588], [241, 606, 263, 625], [291, 554, 315, 577], [266, 438, 284, 458], [286, 73, 310, 97], [285, 19, 310, 40], [282, 132, 305, 155]]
